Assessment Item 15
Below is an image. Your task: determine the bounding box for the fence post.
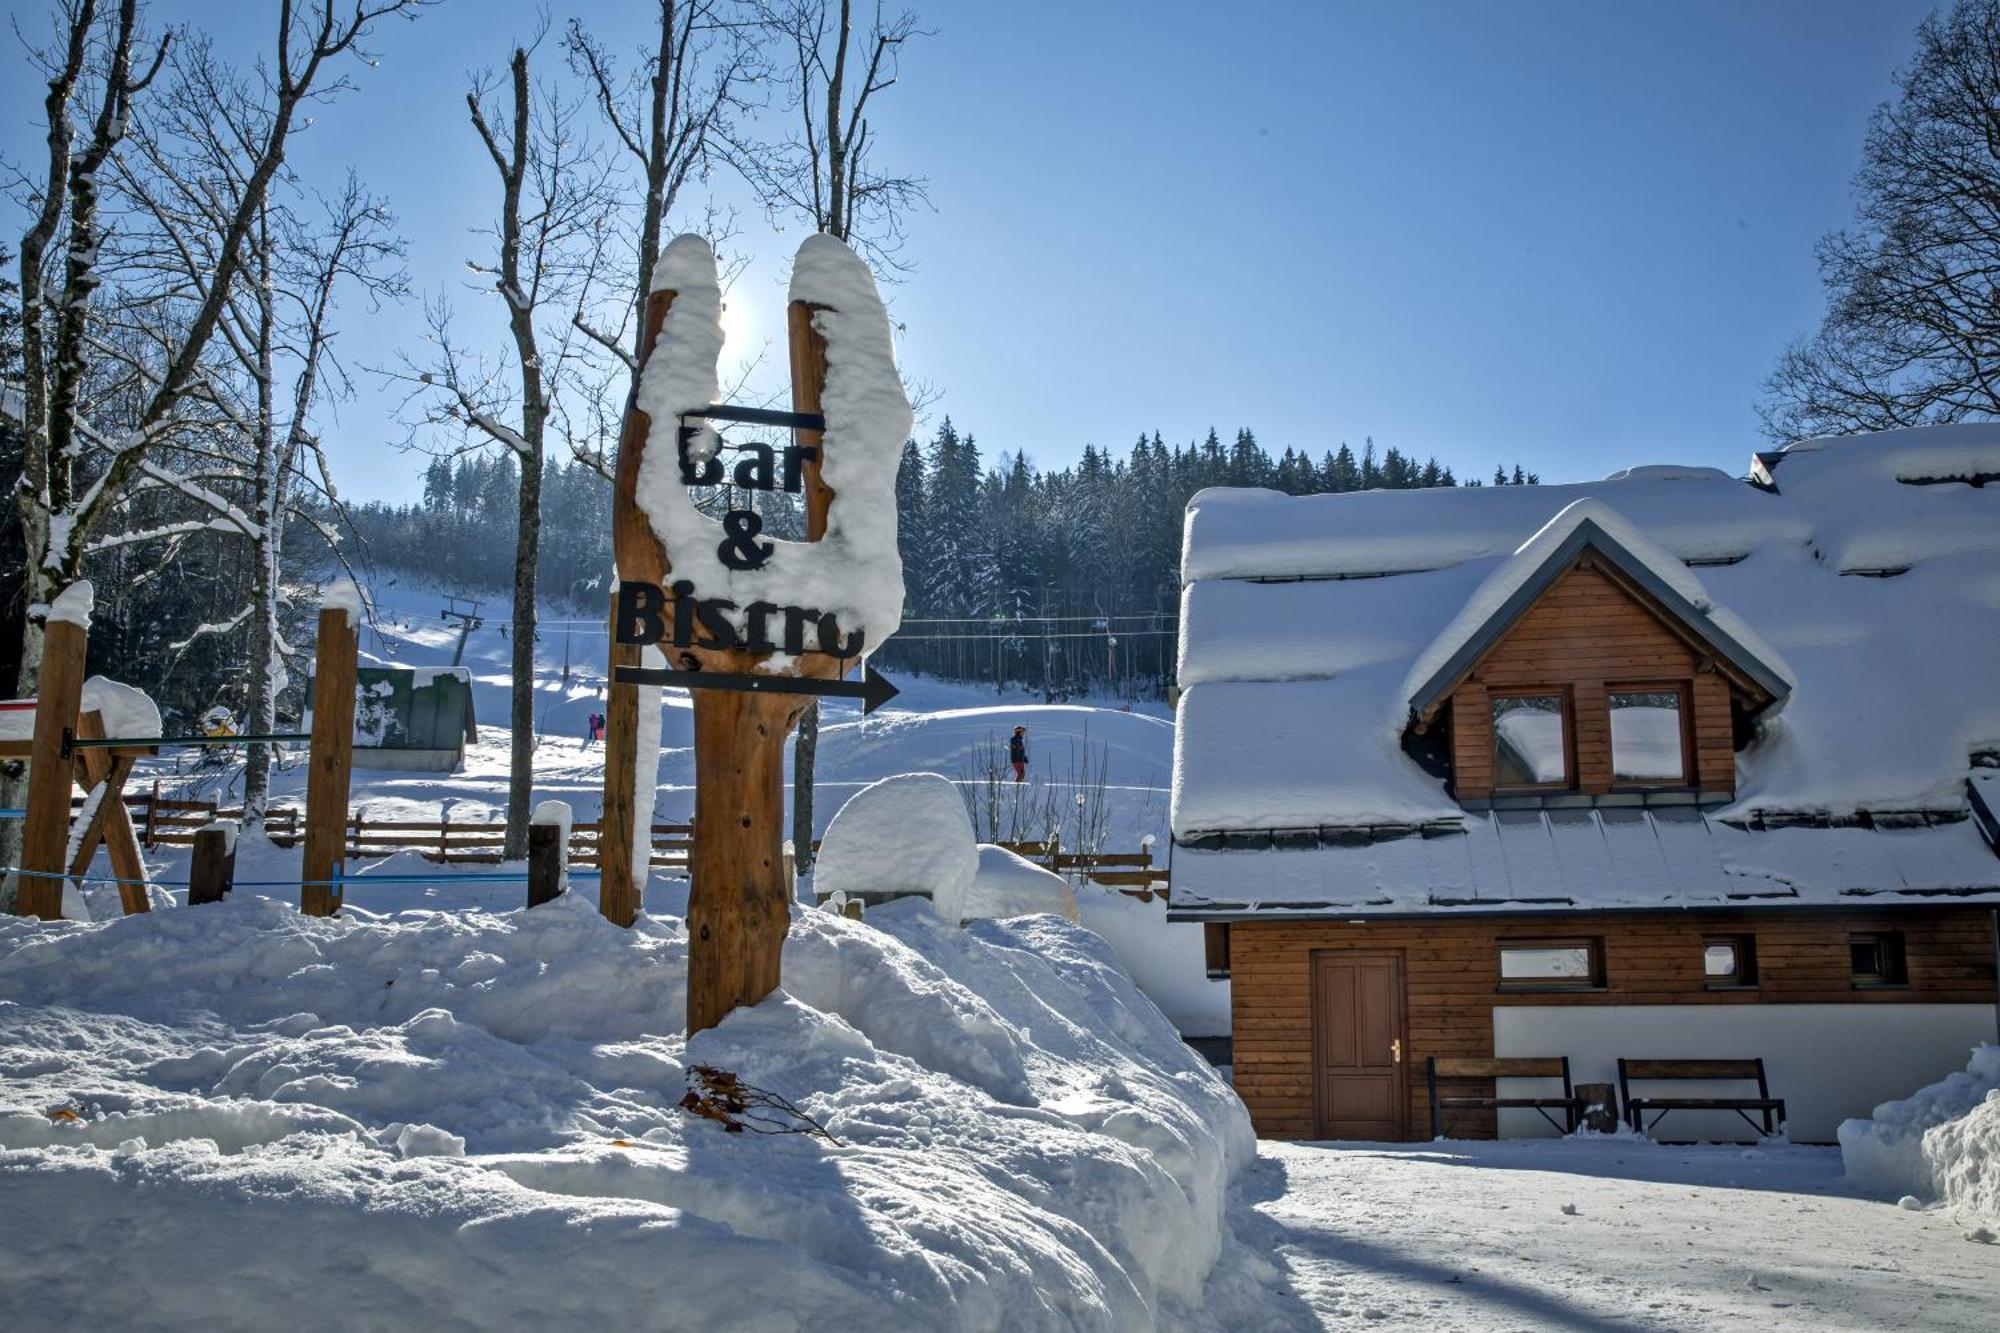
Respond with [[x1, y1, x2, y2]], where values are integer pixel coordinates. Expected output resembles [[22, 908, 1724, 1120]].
[[526, 800, 571, 910], [18, 581, 92, 920], [144, 778, 161, 849], [301, 589, 359, 917], [189, 822, 238, 905]]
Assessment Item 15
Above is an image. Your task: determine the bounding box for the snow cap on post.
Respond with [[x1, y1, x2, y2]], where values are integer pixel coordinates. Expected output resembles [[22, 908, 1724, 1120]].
[[320, 577, 364, 628], [631, 232, 911, 654], [815, 773, 978, 925], [47, 579, 94, 629]]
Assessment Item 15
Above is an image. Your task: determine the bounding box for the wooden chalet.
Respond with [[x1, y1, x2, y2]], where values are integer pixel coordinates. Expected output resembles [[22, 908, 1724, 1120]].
[[1167, 427, 2000, 1143]]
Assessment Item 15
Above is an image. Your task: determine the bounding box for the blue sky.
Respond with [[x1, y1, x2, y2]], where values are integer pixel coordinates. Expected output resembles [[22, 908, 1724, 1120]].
[[3, 0, 1938, 499]]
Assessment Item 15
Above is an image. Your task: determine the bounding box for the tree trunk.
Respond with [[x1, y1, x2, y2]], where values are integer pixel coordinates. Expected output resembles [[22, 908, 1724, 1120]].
[[792, 699, 818, 875], [503, 456, 541, 860]]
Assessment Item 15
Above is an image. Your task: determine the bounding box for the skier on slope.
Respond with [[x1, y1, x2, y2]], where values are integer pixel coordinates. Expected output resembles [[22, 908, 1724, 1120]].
[[1009, 725, 1028, 783]]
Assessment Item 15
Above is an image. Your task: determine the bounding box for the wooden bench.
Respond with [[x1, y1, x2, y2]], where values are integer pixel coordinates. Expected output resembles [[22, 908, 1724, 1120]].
[[1426, 1057, 1588, 1139], [1618, 1058, 1785, 1138]]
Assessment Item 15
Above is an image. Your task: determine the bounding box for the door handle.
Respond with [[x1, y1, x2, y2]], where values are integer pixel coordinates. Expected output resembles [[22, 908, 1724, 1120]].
[[1391, 1039, 1402, 1064]]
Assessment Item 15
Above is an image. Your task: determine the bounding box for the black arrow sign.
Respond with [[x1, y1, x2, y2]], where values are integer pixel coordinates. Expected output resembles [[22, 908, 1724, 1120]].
[[613, 663, 900, 715]]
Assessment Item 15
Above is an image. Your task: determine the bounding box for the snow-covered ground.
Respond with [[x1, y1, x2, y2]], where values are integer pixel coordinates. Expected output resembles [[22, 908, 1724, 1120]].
[[121, 576, 1227, 1033], [1236, 1139, 1999, 1331], [0, 893, 1256, 1330]]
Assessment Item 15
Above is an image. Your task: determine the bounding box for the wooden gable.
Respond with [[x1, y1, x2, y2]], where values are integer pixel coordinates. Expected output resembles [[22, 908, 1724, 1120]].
[[1445, 556, 1751, 801]]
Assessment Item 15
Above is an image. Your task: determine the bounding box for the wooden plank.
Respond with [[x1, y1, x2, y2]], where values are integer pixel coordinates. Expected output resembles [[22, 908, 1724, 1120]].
[[1621, 1059, 1763, 1080], [1430, 1057, 1565, 1079], [18, 611, 88, 919], [301, 604, 358, 917]]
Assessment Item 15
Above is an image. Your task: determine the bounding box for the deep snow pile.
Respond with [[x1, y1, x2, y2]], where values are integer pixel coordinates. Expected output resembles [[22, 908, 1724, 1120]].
[[0, 893, 1252, 1330], [1840, 1044, 2000, 1220]]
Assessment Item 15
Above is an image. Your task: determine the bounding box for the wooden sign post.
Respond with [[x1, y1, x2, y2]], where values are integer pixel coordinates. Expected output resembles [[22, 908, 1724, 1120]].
[[301, 598, 359, 917], [16, 584, 91, 920], [600, 237, 906, 1036]]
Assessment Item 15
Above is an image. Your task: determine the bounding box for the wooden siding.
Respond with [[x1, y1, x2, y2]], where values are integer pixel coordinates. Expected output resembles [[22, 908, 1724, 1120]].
[[1229, 909, 1998, 1140], [1448, 560, 1740, 800]]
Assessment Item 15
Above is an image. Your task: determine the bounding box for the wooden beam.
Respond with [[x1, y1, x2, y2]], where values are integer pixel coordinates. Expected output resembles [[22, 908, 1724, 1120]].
[[66, 709, 151, 915], [18, 610, 89, 919], [301, 605, 358, 916]]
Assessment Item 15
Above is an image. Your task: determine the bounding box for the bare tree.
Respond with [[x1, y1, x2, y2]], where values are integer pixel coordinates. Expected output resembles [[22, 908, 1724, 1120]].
[[393, 42, 613, 859], [1764, 0, 2000, 440], [4, 0, 424, 901], [566, 0, 762, 391], [739, 0, 929, 268]]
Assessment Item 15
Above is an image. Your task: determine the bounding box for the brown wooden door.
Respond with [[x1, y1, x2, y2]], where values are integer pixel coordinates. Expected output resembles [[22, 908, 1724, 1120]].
[[1312, 952, 1409, 1140]]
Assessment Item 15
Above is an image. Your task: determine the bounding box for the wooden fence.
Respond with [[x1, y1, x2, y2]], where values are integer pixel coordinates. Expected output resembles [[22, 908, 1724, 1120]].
[[77, 789, 1169, 896]]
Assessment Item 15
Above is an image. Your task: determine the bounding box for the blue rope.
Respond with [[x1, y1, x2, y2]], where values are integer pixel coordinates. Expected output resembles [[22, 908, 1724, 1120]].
[[0, 809, 26, 819], [3, 865, 604, 889]]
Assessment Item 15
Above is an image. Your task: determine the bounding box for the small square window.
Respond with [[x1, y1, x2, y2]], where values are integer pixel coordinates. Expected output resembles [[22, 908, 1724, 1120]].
[[1493, 693, 1571, 788], [1609, 688, 1689, 784], [1703, 935, 1757, 987], [1498, 938, 1604, 989], [1850, 932, 1907, 987]]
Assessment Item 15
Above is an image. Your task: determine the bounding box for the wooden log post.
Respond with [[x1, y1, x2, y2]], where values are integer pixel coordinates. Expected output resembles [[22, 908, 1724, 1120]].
[[301, 598, 359, 917], [526, 800, 570, 909], [189, 822, 238, 905], [599, 287, 678, 929], [683, 297, 838, 1033], [17, 583, 92, 920]]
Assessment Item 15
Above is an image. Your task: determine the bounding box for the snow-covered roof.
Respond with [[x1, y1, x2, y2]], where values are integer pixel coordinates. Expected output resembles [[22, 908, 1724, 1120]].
[[1171, 806, 2000, 918], [1401, 498, 1795, 722], [1171, 424, 2000, 916]]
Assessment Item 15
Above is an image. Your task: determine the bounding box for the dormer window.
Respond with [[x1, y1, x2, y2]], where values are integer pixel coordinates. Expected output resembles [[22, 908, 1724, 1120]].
[[1608, 687, 1689, 784], [1493, 692, 1571, 788]]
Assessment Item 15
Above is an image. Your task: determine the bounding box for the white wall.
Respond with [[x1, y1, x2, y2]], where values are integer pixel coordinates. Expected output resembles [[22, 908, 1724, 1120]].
[[1491, 1004, 1996, 1143]]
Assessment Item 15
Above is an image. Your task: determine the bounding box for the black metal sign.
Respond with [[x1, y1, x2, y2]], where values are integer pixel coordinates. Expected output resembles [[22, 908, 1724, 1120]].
[[611, 662, 900, 715], [615, 579, 865, 658]]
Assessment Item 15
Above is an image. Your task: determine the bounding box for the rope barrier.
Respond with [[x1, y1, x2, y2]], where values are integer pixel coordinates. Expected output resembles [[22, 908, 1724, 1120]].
[[2, 866, 603, 889]]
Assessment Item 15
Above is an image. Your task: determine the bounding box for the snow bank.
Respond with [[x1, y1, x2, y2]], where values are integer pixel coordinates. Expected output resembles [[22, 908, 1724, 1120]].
[[0, 892, 1251, 1330], [815, 773, 979, 924], [962, 843, 1079, 923], [1840, 1044, 2000, 1219]]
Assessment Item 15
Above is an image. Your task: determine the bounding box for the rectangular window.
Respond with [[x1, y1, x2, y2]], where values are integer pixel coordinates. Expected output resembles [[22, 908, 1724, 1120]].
[[1493, 692, 1571, 788], [1850, 932, 1907, 987], [1204, 923, 1231, 980], [1703, 935, 1757, 988], [1609, 687, 1690, 784], [1498, 938, 1604, 990]]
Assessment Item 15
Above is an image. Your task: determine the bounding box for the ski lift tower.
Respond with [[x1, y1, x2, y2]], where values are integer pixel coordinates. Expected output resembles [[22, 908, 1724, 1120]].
[[441, 596, 483, 666]]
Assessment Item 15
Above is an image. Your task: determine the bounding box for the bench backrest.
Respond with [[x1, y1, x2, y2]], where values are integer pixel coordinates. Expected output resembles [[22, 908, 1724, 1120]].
[[1429, 1056, 1569, 1082], [1619, 1058, 1768, 1096]]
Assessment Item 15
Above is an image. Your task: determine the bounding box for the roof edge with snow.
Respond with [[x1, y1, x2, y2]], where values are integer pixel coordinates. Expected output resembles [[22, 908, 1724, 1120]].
[[1403, 512, 1795, 724]]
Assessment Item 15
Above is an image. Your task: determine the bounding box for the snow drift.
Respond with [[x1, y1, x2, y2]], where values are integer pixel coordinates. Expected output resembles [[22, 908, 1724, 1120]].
[[0, 892, 1252, 1330], [1840, 1044, 2000, 1220]]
